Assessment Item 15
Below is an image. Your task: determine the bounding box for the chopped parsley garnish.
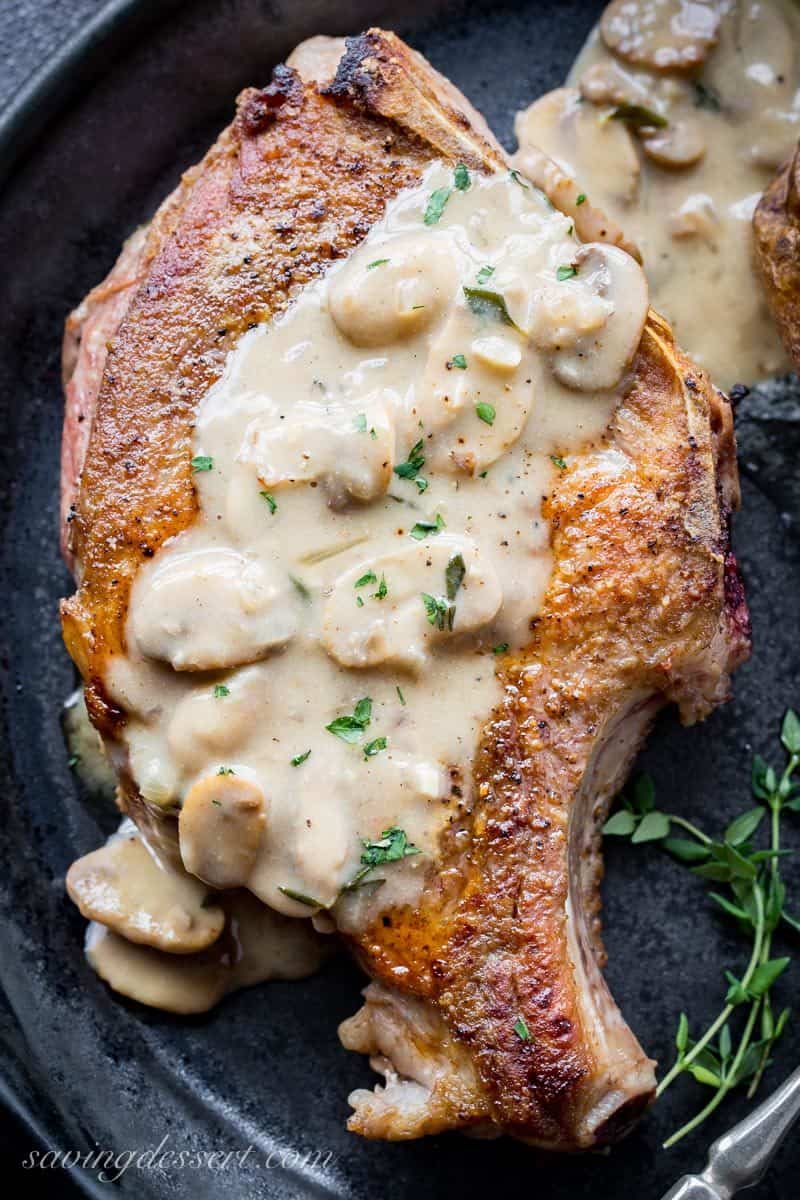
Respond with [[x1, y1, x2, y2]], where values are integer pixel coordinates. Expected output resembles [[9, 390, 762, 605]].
[[492, 642, 509, 655], [422, 592, 454, 631], [415, 478, 429, 494], [363, 736, 388, 760], [217, 766, 235, 776], [556, 264, 579, 282], [291, 749, 312, 767], [693, 81, 722, 112], [279, 886, 323, 908], [354, 413, 367, 433], [463, 286, 517, 328], [550, 454, 567, 470], [514, 1016, 533, 1042], [356, 596, 364, 607], [445, 553, 466, 601], [290, 574, 312, 601], [68, 753, 81, 768], [361, 827, 420, 867], [610, 103, 668, 129], [191, 455, 213, 472], [373, 573, 388, 601], [509, 168, 529, 189], [355, 570, 378, 588], [396, 685, 406, 706], [424, 186, 452, 225], [575, 192, 587, 206], [454, 163, 471, 191], [476, 265, 495, 286], [449, 353, 467, 370], [410, 513, 445, 540], [213, 684, 230, 699], [366, 258, 390, 270], [260, 490, 277, 513], [476, 401, 496, 426], [326, 697, 373, 743], [394, 438, 426, 488]]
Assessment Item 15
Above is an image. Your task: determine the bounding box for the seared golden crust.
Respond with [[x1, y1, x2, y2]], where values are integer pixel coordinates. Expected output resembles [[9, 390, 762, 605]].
[[754, 142, 800, 371], [347, 317, 747, 1144], [63, 58, 469, 732]]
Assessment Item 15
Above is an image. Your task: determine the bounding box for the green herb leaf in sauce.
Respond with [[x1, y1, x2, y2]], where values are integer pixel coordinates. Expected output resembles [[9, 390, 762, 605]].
[[260, 490, 277, 513], [213, 684, 230, 699], [410, 513, 445, 540], [354, 413, 367, 433], [424, 186, 452, 225], [476, 401, 496, 426], [366, 258, 390, 270], [514, 1016, 533, 1042], [355, 570, 378, 588], [476, 265, 495, 286], [454, 163, 471, 191], [416, 478, 429, 494], [396, 685, 406, 706], [448, 353, 468, 370], [445, 553, 466, 601], [492, 642, 509, 655], [394, 438, 426, 481], [576, 192, 587, 206], [191, 455, 213, 472], [363, 736, 388, 760], [291, 749, 312, 767], [693, 81, 722, 112], [373, 573, 388, 601], [326, 697, 373, 743], [556, 264, 578, 282], [422, 592, 454, 632], [290, 574, 312, 601], [610, 103, 668, 129], [509, 168, 530, 189], [279, 886, 323, 908], [550, 454, 567, 470], [463, 286, 518, 329], [217, 766, 235, 776], [361, 826, 420, 867]]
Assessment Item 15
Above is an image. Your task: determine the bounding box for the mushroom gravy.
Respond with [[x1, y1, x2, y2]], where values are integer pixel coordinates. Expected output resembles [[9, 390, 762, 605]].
[[514, 0, 800, 388], [68, 162, 650, 1007]]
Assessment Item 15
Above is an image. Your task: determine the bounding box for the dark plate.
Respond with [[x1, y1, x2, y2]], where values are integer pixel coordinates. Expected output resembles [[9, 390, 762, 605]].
[[1, 1, 799, 1196]]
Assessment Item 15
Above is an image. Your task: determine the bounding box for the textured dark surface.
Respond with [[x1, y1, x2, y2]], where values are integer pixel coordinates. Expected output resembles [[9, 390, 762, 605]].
[[0, 1, 799, 1197]]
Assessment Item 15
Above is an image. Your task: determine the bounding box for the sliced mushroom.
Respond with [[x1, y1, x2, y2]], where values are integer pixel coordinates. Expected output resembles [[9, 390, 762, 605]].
[[321, 536, 502, 672], [239, 392, 395, 506], [167, 669, 260, 773], [668, 192, 719, 240], [539, 243, 649, 392], [86, 923, 229, 1013], [224, 889, 329, 986], [579, 60, 649, 107], [642, 119, 706, 166], [131, 547, 296, 671], [84, 891, 328, 1013], [514, 87, 640, 206], [66, 825, 225, 954], [328, 232, 458, 348], [601, 0, 722, 73], [179, 774, 266, 889]]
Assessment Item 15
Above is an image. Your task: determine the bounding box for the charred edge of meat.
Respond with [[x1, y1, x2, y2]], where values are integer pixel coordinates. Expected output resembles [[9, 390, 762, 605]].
[[238, 64, 303, 135]]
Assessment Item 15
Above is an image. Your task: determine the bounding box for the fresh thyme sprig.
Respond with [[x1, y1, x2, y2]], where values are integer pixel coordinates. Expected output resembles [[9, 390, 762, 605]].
[[604, 709, 800, 1147]]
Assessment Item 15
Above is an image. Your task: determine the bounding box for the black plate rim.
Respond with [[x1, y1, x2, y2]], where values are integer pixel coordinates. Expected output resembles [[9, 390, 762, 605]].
[[0, 0, 177, 190]]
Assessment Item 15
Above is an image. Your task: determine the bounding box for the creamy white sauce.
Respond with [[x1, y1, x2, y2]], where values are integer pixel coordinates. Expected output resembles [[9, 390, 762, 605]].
[[100, 164, 646, 934], [513, 0, 800, 387]]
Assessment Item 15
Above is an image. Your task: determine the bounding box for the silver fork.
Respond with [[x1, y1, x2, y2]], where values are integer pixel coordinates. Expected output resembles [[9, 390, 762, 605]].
[[660, 1066, 800, 1199]]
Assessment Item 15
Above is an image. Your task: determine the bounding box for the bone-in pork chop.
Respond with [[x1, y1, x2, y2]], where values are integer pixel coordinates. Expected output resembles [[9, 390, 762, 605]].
[[61, 30, 749, 1149]]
